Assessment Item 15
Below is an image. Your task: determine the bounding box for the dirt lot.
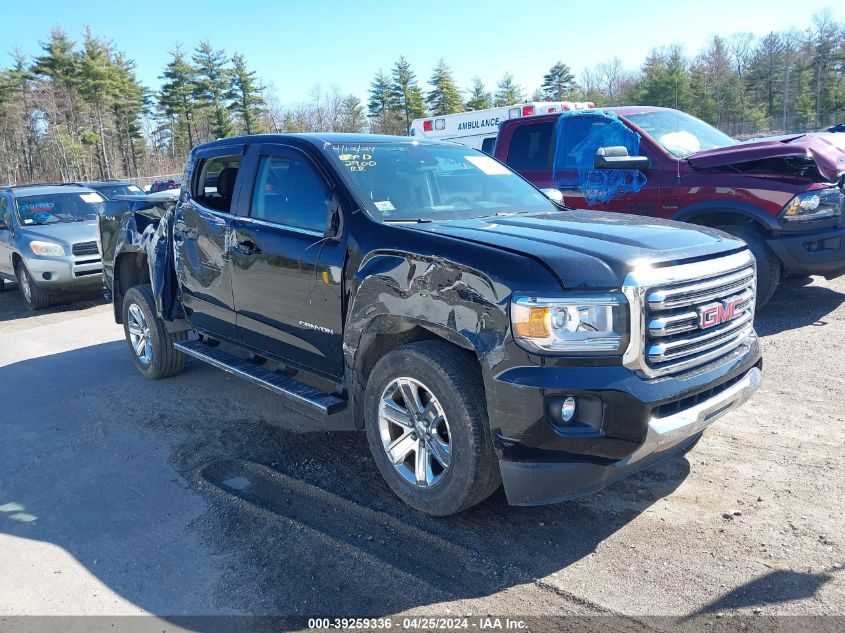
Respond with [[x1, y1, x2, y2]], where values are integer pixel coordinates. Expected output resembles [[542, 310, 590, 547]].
[[0, 275, 843, 624]]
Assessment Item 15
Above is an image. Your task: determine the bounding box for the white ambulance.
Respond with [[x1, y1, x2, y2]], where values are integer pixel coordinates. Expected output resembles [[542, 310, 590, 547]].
[[409, 101, 595, 154]]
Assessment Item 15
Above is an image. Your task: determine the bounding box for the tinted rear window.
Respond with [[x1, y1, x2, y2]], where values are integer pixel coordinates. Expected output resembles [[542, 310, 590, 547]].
[[506, 122, 555, 171]]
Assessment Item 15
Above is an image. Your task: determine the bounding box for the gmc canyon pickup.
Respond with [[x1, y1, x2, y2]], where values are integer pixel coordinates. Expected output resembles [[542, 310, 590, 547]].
[[99, 133, 762, 515]]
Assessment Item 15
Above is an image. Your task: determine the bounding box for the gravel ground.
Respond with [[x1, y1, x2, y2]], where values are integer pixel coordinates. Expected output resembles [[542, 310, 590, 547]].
[[0, 276, 842, 625]]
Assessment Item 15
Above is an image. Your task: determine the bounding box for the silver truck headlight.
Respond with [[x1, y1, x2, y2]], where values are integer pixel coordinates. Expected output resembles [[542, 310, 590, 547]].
[[511, 293, 628, 355], [29, 240, 65, 257]]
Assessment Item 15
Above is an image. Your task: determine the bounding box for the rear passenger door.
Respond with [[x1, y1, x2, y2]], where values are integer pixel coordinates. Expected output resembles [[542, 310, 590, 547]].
[[0, 195, 13, 277], [230, 143, 345, 379], [174, 145, 245, 340], [503, 121, 557, 188]]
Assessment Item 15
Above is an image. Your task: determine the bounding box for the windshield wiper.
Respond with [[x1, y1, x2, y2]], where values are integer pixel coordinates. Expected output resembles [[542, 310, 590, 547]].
[[383, 218, 433, 223]]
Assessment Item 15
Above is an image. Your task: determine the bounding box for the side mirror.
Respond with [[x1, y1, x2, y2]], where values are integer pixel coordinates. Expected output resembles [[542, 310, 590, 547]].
[[594, 146, 650, 171], [323, 192, 344, 240], [540, 188, 564, 204], [0, 212, 9, 231]]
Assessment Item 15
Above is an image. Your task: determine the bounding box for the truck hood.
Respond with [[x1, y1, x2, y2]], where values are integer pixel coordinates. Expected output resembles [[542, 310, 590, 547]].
[[687, 133, 845, 181], [19, 220, 98, 247], [410, 210, 746, 289]]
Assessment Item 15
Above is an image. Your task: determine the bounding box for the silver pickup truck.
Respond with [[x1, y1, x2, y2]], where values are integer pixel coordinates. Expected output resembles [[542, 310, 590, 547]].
[[0, 184, 104, 310]]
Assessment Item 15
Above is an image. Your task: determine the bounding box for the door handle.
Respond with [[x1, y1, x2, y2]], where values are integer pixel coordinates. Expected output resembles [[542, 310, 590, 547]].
[[235, 240, 261, 256]]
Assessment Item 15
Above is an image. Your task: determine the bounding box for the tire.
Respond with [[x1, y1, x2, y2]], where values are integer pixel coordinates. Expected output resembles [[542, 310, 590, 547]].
[[715, 224, 780, 308], [364, 340, 501, 516], [122, 284, 187, 379], [16, 261, 51, 310]]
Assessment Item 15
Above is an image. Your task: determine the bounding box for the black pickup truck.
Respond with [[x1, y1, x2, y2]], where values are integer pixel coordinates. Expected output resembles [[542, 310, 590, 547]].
[[99, 133, 762, 515]]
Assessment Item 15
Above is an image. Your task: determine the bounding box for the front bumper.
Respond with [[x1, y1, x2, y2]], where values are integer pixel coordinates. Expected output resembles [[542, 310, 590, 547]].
[[767, 225, 845, 279], [498, 365, 761, 505], [23, 254, 103, 289], [484, 334, 762, 506]]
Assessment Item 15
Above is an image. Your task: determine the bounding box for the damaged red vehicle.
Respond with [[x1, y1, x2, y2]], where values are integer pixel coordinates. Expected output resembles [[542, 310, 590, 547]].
[[495, 106, 845, 305]]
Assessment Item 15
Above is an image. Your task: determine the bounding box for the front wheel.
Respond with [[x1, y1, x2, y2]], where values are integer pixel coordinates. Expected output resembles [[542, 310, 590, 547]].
[[716, 224, 781, 308], [122, 284, 187, 379], [364, 340, 501, 516], [16, 261, 51, 310]]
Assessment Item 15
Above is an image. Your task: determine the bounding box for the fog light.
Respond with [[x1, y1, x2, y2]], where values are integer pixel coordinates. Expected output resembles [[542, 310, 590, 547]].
[[42, 272, 52, 281], [561, 397, 577, 423]]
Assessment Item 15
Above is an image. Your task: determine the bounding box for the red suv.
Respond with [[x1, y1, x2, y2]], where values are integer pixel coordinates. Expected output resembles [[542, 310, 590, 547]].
[[495, 106, 845, 305]]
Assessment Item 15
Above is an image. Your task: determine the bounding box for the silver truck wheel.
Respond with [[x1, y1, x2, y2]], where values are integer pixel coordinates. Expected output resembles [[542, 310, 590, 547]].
[[378, 377, 452, 488], [126, 303, 153, 366], [121, 284, 187, 380], [365, 340, 501, 516]]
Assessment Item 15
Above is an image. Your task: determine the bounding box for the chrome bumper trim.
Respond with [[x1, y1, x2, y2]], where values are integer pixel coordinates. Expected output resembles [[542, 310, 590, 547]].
[[618, 366, 762, 467]]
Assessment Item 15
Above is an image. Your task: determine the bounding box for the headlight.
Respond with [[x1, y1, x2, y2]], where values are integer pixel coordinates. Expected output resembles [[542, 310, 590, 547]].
[[29, 240, 65, 256], [780, 188, 843, 222], [511, 293, 628, 354]]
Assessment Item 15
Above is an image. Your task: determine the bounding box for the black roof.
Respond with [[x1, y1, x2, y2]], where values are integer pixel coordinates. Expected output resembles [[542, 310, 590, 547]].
[[193, 132, 423, 152]]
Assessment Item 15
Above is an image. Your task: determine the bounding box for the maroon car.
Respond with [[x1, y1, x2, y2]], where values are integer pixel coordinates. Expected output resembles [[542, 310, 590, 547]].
[[495, 106, 845, 305]]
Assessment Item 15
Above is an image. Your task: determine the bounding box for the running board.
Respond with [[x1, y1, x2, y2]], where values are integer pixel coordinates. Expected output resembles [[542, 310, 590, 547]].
[[174, 340, 347, 415]]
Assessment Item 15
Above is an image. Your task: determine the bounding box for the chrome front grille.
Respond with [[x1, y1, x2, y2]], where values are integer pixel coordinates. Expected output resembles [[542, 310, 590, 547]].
[[72, 241, 99, 256], [623, 250, 757, 378]]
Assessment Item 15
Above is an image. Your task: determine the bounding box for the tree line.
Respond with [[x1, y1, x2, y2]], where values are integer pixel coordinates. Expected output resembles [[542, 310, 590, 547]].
[[0, 9, 843, 184]]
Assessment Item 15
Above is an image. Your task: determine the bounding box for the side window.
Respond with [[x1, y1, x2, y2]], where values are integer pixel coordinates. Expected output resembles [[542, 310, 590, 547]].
[[481, 137, 496, 156], [192, 155, 241, 212], [558, 116, 613, 170], [0, 196, 9, 228], [505, 122, 555, 171], [250, 155, 329, 233]]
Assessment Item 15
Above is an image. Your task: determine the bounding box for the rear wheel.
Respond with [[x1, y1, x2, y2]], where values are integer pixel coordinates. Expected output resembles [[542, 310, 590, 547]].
[[716, 224, 780, 308], [16, 261, 51, 310], [122, 284, 187, 379], [364, 340, 500, 516]]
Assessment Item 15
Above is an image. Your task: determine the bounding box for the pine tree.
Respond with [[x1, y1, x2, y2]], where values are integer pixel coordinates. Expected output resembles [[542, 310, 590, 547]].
[[494, 73, 524, 106], [465, 77, 492, 111], [540, 62, 575, 101], [192, 41, 233, 140], [426, 59, 463, 115], [228, 53, 265, 135], [388, 56, 426, 130], [77, 28, 120, 179], [111, 53, 147, 177], [367, 68, 394, 133], [159, 46, 197, 151], [339, 94, 366, 132]]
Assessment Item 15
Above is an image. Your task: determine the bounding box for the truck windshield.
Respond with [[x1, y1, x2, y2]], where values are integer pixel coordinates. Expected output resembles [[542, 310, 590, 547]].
[[15, 192, 105, 225], [625, 110, 737, 158], [327, 142, 555, 222]]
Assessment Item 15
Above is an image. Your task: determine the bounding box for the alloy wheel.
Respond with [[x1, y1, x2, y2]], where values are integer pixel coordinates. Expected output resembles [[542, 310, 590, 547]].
[[127, 303, 153, 365], [378, 377, 451, 488]]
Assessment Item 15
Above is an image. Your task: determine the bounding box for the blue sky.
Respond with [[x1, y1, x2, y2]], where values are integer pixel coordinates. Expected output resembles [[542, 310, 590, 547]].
[[1, 0, 840, 106]]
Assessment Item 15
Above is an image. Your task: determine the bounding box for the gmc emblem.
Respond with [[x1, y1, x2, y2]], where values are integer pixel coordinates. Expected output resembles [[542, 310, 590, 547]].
[[698, 298, 745, 329]]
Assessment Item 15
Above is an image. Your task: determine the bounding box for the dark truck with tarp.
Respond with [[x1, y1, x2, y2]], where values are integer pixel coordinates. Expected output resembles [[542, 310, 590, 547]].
[[494, 107, 845, 306], [99, 133, 762, 516]]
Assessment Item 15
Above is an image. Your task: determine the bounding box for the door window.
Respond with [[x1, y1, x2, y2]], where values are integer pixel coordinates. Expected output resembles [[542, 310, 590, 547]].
[[250, 155, 329, 233], [505, 122, 555, 171], [557, 116, 613, 170], [192, 156, 241, 212]]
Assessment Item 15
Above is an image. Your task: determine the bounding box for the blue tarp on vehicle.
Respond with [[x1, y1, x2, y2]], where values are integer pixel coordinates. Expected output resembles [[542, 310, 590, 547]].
[[552, 110, 648, 205]]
